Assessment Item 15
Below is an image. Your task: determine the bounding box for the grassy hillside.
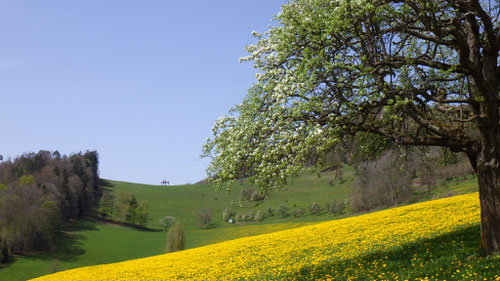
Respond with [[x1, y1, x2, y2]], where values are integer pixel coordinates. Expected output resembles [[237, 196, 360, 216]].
[[0, 167, 480, 280], [31, 193, 500, 280], [0, 168, 352, 280], [101, 169, 353, 242]]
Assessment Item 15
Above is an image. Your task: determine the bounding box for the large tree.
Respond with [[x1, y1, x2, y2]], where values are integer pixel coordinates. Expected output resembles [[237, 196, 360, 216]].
[[203, 0, 500, 254]]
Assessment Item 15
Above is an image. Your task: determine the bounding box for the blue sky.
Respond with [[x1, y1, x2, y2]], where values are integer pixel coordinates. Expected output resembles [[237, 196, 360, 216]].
[[0, 0, 286, 185]]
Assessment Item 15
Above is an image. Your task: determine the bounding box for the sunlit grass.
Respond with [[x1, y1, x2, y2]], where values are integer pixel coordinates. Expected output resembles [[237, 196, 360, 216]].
[[32, 193, 498, 281]]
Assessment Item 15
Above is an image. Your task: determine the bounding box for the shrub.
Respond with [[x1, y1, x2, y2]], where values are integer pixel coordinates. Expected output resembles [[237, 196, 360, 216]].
[[235, 211, 244, 222], [113, 190, 131, 222], [197, 208, 212, 229], [165, 223, 185, 253], [293, 208, 306, 218], [254, 210, 265, 221], [122, 195, 149, 227], [159, 216, 176, 232], [309, 202, 322, 215], [327, 201, 345, 215], [135, 201, 149, 227], [266, 207, 275, 217], [239, 187, 256, 201], [328, 202, 337, 214], [325, 202, 332, 213], [222, 207, 235, 221], [243, 211, 254, 221], [277, 205, 290, 218], [98, 190, 114, 219], [336, 201, 346, 215], [234, 211, 254, 222], [251, 191, 263, 202]]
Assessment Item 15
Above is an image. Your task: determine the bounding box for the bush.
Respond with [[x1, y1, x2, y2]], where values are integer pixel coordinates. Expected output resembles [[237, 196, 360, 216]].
[[235, 211, 244, 222], [222, 207, 235, 221], [98, 190, 114, 219], [325, 202, 332, 213], [254, 210, 265, 221], [327, 201, 345, 215], [197, 208, 212, 229], [239, 187, 257, 201], [336, 201, 346, 215], [309, 202, 322, 215], [120, 195, 149, 227], [134, 201, 149, 227], [159, 216, 176, 232], [293, 208, 306, 217], [266, 207, 275, 217], [244, 211, 254, 221], [234, 211, 254, 222], [251, 191, 263, 202], [165, 223, 185, 253], [124, 195, 139, 224], [277, 205, 290, 218]]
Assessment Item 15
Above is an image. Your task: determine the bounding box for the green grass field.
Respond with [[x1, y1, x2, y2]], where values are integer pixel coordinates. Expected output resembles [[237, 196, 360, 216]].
[[298, 225, 500, 280], [0, 166, 480, 281], [31, 193, 500, 281]]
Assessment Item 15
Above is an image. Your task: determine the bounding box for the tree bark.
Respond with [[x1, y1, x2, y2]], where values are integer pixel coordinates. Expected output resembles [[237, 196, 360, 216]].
[[468, 32, 500, 253], [477, 158, 500, 255], [475, 102, 500, 255]]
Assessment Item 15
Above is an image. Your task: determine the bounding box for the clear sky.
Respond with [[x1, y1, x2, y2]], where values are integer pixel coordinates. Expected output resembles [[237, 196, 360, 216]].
[[0, 0, 287, 185]]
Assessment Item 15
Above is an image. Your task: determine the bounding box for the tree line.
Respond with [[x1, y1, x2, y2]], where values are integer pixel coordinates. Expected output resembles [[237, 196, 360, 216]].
[[0, 150, 99, 263], [350, 147, 474, 212], [98, 190, 149, 228]]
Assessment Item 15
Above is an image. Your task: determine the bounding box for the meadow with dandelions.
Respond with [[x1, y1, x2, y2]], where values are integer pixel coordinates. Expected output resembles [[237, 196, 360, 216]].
[[31, 193, 500, 280]]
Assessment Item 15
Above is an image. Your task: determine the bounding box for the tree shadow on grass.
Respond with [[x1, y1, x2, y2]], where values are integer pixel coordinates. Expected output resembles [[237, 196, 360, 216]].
[[99, 179, 114, 187], [207, 222, 218, 229], [88, 214, 162, 233], [10, 218, 99, 265], [198, 222, 218, 230], [292, 225, 500, 281], [62, 218, 99, 232]]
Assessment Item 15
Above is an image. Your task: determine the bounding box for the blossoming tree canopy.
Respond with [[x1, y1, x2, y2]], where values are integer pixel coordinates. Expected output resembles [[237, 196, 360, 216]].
[[203, 0, 500, 255]]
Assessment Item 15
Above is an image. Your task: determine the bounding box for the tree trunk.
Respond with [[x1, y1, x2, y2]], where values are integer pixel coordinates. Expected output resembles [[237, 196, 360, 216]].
[[477, 159, 500, 255], [468, 58, 500, 254], [475, 100, 500, 255]]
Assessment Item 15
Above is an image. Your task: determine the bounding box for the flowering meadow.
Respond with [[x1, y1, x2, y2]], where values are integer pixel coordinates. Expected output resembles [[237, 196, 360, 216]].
[[31, 193, 500, 280]]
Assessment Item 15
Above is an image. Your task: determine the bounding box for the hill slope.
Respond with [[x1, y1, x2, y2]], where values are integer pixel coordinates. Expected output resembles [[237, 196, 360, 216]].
[[0, 170, 354, 281], [1, 171, 480, 280], [32, 193, 499, 280]]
